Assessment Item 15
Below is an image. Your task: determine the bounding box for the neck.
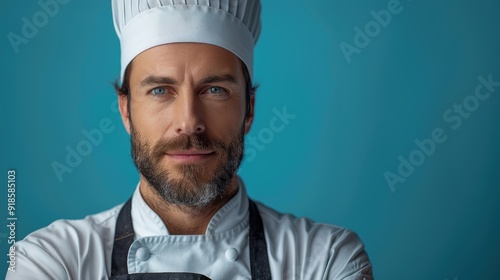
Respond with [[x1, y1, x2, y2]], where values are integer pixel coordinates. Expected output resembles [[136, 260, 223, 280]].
[[139, 176, 239, 235]]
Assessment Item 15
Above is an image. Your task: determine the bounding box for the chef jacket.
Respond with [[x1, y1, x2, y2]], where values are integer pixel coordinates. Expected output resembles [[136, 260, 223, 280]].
[[5, 177, 373, 279]]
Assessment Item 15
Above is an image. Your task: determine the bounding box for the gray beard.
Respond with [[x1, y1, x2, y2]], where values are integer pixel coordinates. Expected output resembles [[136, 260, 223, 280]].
[[130, 123, 244, 207]]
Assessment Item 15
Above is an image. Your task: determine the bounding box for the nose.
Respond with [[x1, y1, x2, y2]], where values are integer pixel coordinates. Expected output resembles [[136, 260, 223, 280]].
[[172, 92, 206, 135]]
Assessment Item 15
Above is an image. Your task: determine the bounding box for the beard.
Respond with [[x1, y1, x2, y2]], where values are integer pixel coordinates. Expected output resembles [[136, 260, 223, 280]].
[[130, 121, 245, 208]]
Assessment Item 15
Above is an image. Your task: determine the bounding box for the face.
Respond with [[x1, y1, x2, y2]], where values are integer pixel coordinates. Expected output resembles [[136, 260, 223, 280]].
[[118, 43, 254, 207]]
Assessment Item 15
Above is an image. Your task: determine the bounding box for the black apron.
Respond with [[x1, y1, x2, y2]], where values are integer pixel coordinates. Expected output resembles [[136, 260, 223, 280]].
[[109, 198, 272, 279]]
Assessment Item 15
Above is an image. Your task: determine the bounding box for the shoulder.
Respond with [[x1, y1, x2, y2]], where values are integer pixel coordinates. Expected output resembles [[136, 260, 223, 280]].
[[256, 200, 354, 241], [256, 201, 373, 279], [6, 203, 123, 280], [24, 202, 122, 248]]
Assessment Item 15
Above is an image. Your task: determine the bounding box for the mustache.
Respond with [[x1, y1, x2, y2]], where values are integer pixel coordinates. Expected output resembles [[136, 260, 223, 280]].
[[151, 133, 224, 158]]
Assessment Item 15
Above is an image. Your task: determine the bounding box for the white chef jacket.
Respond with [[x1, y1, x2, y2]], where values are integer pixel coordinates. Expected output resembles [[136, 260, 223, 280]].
[[5, 177, 373, 279]]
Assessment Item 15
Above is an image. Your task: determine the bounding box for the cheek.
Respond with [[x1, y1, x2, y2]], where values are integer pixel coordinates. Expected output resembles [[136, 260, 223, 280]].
[[204, 100, 246, 136], [130, 99, 170, 139]]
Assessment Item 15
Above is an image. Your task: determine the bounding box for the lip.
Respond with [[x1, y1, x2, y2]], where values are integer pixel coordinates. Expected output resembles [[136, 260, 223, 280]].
[[166, 150, 215, 163]]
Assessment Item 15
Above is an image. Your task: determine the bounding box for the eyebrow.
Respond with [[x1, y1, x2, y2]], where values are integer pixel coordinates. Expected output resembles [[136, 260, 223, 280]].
[[139, 74, 238, 87], [199, 74, 238, 85], [140, 76, 178, 87]]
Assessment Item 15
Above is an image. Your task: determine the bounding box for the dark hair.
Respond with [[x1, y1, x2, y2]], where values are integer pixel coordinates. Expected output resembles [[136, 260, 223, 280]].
[[114, 62, 257, 117]]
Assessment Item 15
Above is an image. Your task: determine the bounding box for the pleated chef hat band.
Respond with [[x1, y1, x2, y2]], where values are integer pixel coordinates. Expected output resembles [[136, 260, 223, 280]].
[[112, 0, 262, 83]]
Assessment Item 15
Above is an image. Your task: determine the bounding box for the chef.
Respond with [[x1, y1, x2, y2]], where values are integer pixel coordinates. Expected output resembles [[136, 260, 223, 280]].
[[6, 0, 373, 279]]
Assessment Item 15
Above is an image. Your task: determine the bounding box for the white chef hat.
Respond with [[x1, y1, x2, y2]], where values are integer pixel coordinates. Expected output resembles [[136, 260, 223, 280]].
[[112, 0, 261, 83]]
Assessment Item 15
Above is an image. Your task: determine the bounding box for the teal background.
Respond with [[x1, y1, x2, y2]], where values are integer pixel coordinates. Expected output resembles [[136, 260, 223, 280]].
[[1, 0, 499, 278]]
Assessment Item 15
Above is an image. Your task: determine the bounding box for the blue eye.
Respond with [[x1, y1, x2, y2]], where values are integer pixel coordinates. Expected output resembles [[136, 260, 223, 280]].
[[151, 87, 166, 95], [208, 87, 225, 95]]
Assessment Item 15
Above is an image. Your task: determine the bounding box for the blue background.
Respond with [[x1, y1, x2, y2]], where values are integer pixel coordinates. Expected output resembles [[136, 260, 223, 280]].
[[1, 0, 499, 279]]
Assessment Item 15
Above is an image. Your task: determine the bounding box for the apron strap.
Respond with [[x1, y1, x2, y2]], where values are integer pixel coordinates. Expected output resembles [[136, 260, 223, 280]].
[[248, 200, 272, 279], [111, 197, 134, 277], [110, 197, 272, 279]]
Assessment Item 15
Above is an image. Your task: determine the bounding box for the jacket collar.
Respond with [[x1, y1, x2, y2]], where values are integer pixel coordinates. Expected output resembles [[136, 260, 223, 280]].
[[131, 175, 249, 237]]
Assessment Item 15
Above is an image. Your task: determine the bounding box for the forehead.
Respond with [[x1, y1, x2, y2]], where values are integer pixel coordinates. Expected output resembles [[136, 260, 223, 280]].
[[129, 43, 244, 83]]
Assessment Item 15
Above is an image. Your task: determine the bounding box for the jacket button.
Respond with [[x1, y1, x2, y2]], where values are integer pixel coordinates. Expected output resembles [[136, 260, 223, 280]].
[[225, 248, 239, 261], [136, 247, 150, 261]]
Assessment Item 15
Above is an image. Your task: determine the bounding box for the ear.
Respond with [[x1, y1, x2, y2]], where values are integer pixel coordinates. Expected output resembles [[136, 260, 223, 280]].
[[118, 94, 131, 135], [244, 91, 255, 134]]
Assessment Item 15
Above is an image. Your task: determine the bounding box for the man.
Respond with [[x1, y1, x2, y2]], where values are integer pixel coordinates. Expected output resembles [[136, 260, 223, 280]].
[[6, 0, 373, 279]]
